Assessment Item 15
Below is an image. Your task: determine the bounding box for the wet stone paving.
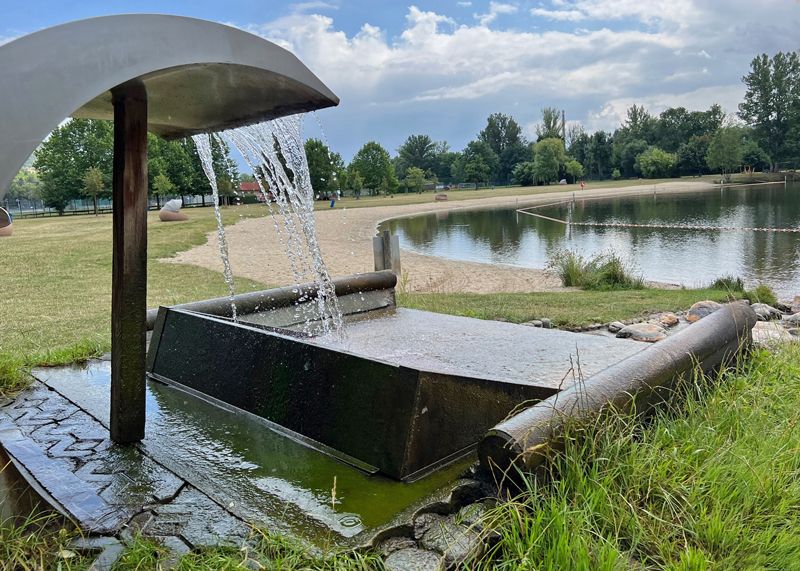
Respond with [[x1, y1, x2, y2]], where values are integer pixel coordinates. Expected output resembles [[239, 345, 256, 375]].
[[0, 378, 250, 553]]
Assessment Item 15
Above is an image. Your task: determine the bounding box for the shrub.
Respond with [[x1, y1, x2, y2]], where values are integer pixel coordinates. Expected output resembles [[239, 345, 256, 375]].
[[548, 250, 644, 291], [745, 283, 778, 306], [709, 275, 745, 292], [548, 250, 588, 287]]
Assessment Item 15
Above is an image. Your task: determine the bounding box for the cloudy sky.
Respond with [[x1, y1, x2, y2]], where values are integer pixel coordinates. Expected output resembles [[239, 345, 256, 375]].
[[2, 1, 799, 160]]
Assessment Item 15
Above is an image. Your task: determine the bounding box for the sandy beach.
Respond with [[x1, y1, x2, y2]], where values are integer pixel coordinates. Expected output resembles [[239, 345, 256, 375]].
[[165, 181, 715, 293]]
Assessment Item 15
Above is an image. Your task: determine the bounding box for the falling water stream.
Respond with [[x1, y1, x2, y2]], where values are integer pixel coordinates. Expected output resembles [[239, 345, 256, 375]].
[[193, 134, 238, 321], [193, 114, 343, 336]]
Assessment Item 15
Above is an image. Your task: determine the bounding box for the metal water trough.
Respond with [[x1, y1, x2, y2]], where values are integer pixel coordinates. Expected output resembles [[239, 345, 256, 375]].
[[146, 272, 550, 481]]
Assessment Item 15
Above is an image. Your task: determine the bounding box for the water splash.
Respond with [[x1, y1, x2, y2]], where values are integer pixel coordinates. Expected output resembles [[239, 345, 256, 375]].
[[192, 134, 238, 321], [220, 114, 344, 336]]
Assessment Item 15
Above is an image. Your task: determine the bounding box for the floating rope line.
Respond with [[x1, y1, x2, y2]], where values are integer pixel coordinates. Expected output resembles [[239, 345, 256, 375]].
[[517, 203, 800, 234]]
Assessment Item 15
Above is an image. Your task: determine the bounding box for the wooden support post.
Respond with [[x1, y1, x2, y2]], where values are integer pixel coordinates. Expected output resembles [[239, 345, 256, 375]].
[[110, 81, 148, 443]]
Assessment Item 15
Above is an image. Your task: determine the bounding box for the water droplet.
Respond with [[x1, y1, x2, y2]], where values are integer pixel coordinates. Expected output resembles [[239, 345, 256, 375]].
[[339, 515, 361, 528]]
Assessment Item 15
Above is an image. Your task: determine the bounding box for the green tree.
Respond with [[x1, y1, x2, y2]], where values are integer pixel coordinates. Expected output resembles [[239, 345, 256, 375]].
[[211, 137, 239, 200], [615, 138, 649, 177], [6, 169, 42, 201], [305, 138, 340, 195], [480, 113, 525, 154], [634, 147, 676, 178], [533, 138, 566, 184], [738, 51, 800, 170], [511, 162, 536, 186], [431, 143, 459, 184], [34, 119, 113, 214], [676, 135, 712, 176], [378, 175, 398, 196], [479, 113, 527, 183], [152, 172, 176, 207], [460, 141, 499, 185], [706, 127, 744, 182], [403, 166, 427, 193], [349, 141, 398, 195], [654, 105, 724, 153], [177, 138, 209, 197], [564, 159, 584, 183], [741, 139, 771, 171], [346, 169, 364, 197], [397, 134, 437, 177], [535, 107, 563, 141], [148, 136, 199, 198], [463, 155, 490, 184], [81, 166, 107, 215], [621, 104, 657, 142], [587, 131, 613, 179]]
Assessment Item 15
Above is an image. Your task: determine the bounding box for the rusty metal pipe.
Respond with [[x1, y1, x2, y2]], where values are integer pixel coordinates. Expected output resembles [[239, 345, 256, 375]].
[[478, 302, 757, 476], [146, 270, 397, 330]]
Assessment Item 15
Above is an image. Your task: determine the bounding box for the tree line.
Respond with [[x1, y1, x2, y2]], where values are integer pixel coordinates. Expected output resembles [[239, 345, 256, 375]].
[[7, 50, 799, 211], [8, 123, 240, 214], [307, 50, 800, 196]]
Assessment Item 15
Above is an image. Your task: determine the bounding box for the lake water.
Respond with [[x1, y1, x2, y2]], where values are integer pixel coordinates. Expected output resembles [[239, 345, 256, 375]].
[[383, 184, 800, 298]]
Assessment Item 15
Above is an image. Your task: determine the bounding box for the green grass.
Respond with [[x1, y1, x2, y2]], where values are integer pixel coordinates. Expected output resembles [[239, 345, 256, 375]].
[[548, 249, 645, 290], [0, 207, 273, 393], [0, 488, 89, 571], [112, 531, 382, 570], [477, 343, 800, 570], [398, 288, 739, 328], [744, 283, 779, 307]]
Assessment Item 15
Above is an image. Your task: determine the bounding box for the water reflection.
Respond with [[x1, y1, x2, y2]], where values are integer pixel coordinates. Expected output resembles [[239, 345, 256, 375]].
[[383, 184, 800, 297]]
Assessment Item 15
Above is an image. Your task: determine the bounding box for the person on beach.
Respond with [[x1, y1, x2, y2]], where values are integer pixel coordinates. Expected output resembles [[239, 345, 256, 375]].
[[580, 180, 586, 191]]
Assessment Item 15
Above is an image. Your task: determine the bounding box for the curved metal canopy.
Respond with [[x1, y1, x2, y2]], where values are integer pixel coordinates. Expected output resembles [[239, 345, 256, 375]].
[[0, 14, 339, 200]]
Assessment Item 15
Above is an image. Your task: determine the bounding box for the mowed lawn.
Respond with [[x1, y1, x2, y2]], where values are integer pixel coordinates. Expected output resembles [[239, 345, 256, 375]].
[[0, 207, 269, 358]]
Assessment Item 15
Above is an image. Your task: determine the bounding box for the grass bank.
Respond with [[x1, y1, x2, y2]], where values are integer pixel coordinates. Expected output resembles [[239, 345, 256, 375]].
[[399, 288, 738, 328], [479, 343, 800, 569]]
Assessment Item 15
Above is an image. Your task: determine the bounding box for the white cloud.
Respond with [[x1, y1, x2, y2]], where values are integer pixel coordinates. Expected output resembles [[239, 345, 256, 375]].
[[531, 8, 586, 21], [289, 1, 338, 12], [474, 2, 518, 26], [239, 1, 800, 157], [457, 1, 472, 6]]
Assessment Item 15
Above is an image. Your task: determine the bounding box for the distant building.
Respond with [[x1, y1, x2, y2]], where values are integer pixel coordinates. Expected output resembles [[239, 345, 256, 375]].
[[239, 181, 273, 202]]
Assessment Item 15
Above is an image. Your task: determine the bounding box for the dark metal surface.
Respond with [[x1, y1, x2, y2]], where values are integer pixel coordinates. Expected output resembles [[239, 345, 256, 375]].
[[0, 14, 339, 198], [145, 271, 398, 330], [147, 308, 551, 480], [310, 308, 645, 387], [478, 302, 757, 476]]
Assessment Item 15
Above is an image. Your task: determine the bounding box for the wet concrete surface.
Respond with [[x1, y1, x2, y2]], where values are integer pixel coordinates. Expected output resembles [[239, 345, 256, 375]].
[[32, 362, 471, 542], [309, 308, 646, 388]]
